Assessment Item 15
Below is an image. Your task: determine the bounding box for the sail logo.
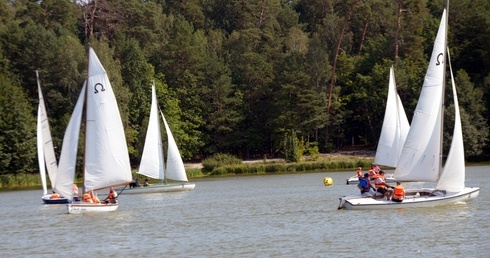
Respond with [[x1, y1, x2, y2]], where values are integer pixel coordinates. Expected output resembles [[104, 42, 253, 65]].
[[436, 53, 444, 66], [94, 83, 106, 94]]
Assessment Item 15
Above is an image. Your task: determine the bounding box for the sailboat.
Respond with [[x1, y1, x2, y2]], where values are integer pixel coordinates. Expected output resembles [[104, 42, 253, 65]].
[[346, 66, 409, 185], [53, 47, 133, 213], [36, 70, 69, 204], [338, 2, 479, 210], [123, 82, 195, 194]]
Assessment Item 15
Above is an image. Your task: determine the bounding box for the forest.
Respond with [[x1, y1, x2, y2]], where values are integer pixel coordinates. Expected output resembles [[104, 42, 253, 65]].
[[0, 0, 489, 177]]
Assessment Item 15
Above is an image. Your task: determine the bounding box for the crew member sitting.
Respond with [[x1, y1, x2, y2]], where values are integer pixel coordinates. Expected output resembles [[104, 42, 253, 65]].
[[374, 171, 394, 200], [104, 187, 118, 204], [51, 191, 59, 199], [356, 167, 363, 180], [392, 181, 405, 202], [83, 191, 93, 203], [368, 165, 379, 180], [358, 173, 376, 197]]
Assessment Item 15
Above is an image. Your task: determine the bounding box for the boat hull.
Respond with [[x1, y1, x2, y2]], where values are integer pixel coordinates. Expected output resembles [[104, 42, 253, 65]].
[[42, 194, 69, 204], [338, 187, 480, 210], [67, 202, 119, 214], [119, 182, 196, 194]]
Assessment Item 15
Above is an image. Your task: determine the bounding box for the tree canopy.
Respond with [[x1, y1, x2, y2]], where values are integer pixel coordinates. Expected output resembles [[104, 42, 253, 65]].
[[0, 0, 489, 176]]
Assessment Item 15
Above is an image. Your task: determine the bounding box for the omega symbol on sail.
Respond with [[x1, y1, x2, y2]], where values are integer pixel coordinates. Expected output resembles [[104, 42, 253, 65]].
[[436, 53, 444, 66], [94, 83, 105, 94]]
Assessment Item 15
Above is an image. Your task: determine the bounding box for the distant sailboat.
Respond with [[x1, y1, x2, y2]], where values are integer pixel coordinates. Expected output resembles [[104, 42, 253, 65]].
[[374, 66, 410, 168], [124, 82, 195, 194], [36, 70, 68, 204], [339, 2, 479, 209], [54, 47, 133, 213], [346, 66, 409, 185]]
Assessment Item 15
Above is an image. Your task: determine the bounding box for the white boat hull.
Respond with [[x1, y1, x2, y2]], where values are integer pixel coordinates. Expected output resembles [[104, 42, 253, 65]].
[[346, 174, 396, 185], [338, 187, 480, 210], [67, 202, 119, 213], [119, 182, 196, 194]]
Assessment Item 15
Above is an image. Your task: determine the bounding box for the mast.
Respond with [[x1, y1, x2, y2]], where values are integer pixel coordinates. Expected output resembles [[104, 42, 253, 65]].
[[82, 44, 90, 195], [439, 0, 449, 175]]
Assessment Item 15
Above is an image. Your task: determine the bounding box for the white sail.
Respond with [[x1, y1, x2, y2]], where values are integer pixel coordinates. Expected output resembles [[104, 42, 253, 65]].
[[55, 47, 132, 201], [37, 107, 48, 196], [37, 72, 59, 194], [161, 111, 188, 182], [138, 83, 188, 182], [54, 85, 85, 200], [138, 84, 165, 180], [374, 66, 410, 167], [84, 47, 132, 191], [394, 9, 447, 182], [436, 51, 465, 192]]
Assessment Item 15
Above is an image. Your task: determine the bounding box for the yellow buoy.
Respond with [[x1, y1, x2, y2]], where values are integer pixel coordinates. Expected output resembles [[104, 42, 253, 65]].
[[323, 177, 333, 186]]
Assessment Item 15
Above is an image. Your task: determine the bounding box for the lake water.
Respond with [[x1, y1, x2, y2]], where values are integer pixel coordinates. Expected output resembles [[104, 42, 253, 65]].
[[0, 166, 489, 257]]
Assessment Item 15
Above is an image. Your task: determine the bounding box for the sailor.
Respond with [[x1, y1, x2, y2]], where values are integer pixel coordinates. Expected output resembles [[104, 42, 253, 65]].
[[392, 181, 405, 202], [51, 191, 59, 199], [374, 171, 394, 200], [105, 187, 118, 204], [358, 173, 376, 197], [83, 191, 93, 203], [356, 167, 362, 179]]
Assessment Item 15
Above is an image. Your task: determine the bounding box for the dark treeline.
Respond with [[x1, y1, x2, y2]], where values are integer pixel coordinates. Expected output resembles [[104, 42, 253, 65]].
[[0, 0, 489, 177]]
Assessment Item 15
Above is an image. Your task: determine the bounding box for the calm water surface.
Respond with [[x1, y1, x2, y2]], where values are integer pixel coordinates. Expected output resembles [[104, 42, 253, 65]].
[[0, 166, 489, 257]]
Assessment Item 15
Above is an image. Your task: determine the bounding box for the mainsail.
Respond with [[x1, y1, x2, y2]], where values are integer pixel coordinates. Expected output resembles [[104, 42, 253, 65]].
[[394, 10, 447, 182]]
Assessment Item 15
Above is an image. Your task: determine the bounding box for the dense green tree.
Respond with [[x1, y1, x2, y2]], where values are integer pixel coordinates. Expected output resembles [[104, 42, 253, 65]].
[[0, 75, 36, 175], [115, 38, 155, 162]]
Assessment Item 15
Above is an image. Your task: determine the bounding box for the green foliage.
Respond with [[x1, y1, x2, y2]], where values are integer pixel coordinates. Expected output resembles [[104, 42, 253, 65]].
[[281, 130, 302, 163], [0, 0, 490, 179], [0, 75, 36, 175], [202, 153, 242, 172]]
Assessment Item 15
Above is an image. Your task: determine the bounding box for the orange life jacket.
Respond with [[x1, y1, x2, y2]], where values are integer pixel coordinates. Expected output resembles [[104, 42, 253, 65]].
[[393, 185, 405, 200], [368, 169, 377, 176], [51, 193, 59, 199], [374, 176, 386, 189]]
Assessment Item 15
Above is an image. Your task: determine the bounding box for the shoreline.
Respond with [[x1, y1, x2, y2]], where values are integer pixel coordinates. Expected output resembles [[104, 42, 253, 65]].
[[184, 150, 376, 170]]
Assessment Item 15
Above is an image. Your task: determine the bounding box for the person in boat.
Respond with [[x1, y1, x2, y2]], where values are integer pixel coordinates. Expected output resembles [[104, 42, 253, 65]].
[[51, 191, 59, 199], [374, 171, 394, 201], [143, 178, 152, 187], [368, 165, 379, 180], [356, 167, 363, 180], [358, 173, 376, 197], [392, 181, 405, 202], [104, 187, 118, 204], [72, 184, 80, 202], [129, 178, 141, 188], [91, 190, 100, 203], [83, 191, 93, 203]]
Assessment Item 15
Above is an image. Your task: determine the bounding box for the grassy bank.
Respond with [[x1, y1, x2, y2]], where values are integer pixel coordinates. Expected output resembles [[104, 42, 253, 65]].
[[203, 156, 374, 176]]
